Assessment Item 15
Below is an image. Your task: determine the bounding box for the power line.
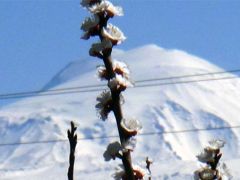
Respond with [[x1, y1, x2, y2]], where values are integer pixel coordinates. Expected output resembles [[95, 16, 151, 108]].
[[0, 125, 239, 147], [1, 69, 240, 99], [135, 75, 240, 88], [0, 75, 239, 100], [0, 88, 105, 100], [136, 69, 240, 83]]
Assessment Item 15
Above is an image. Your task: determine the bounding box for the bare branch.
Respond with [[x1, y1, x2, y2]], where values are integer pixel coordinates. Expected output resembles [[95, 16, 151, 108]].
[[67, 121, 77, 180]]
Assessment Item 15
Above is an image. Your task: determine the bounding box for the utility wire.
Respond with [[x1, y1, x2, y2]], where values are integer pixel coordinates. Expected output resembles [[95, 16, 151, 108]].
[[0, 75, 239, 100], [0, 125, 239, 147], [135, 75, 240, 88], [1, 69, 240, 98], [136, 69, 240, 83]]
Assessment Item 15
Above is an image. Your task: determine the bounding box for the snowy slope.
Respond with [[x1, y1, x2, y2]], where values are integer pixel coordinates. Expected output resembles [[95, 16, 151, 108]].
[[0, 45, 240, 179]]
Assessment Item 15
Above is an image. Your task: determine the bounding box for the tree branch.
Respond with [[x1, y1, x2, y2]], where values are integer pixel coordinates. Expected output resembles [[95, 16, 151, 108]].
[[102, 47, 135, 180], [67, 121, 77, 180]]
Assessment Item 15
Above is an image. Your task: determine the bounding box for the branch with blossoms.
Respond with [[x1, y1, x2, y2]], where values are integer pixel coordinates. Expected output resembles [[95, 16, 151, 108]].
[[80, 0, 150, 179], [194, 139, 232, 180]]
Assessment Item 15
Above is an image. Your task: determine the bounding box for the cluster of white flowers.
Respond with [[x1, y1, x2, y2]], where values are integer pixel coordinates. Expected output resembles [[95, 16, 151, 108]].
[[102, 24, 126, 45], [196, 147, 217, 163], [89, 0, 123, 17], [95, 90, 125, 120], [80, 0, 125, 44], [112, 60, 130, 79], [97, 65, 108, 79], [108, 74, 133, 91], [209, 139, 225, 150], [81, 15, 99, 40], [97, 60, 130, 80], [89, 38, 112, 57], [197, 140, 225, 163], [95, 90, 112, 120], [121, 118, 142, 136], [81, 15, 99, 32]]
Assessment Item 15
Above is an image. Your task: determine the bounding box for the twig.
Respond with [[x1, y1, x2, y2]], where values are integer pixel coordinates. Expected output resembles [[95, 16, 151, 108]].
[[146, 157, 153, 180], [67, 121, 77, 180]]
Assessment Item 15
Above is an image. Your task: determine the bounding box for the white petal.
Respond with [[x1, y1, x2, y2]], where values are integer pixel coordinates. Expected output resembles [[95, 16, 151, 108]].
[[108, 74, 133, 90], [89, 1, 123, 16], [89, 39, 112, 56], [81, 15, 99, 32], [112, 60, 130, 78], [209, 139, 225, 149], [102, 24, 126, 44], [121, 118, 142, 133]]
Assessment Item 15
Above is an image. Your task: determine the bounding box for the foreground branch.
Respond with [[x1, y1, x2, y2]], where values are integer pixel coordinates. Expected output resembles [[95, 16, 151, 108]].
[[67, 121, 77, 180]]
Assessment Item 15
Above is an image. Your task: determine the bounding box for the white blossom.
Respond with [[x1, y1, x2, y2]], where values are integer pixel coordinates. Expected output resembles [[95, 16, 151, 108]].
[[89, 38, 112, 57], [209, 139, 225, 150], [196, 147, 216, 163], [89, 0, 123, 16], [113, 60, 130, 79], [97, 65, 108, 80], [121, 118, 142, 136], [103, 141, 122, 161], [108, 74, 133, 91], [95, 90, 112, 120], [97, 60, 130, 80], [102, 23, 126, 45], [81, 15, 99, 32]]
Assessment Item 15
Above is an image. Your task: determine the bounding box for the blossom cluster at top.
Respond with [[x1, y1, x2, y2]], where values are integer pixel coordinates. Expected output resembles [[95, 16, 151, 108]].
[[80, 0, 126, 46]]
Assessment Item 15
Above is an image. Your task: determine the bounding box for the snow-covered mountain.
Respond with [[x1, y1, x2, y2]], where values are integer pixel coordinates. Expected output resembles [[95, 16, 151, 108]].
[[0, 45, 240, 179]]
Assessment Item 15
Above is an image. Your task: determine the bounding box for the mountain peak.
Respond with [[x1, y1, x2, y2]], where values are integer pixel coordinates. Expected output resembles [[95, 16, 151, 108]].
[[43, 45, 223, 90]]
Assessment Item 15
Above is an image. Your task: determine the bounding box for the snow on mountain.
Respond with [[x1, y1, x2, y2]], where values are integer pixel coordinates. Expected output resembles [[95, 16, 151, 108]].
[[0, 44, 240, 179]]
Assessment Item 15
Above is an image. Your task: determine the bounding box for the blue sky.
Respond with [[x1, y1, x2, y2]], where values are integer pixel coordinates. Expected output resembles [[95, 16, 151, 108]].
[[0, 0, 240, 105]]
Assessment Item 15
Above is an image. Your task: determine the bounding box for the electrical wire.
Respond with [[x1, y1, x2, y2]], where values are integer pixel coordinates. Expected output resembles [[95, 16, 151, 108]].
[[1, 69, 240, 99], [0, 125, 239, 147], [0, 75, 239, 100]]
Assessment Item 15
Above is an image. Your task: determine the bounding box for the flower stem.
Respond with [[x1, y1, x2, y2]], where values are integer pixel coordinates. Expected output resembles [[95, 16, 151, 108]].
[[102, 53, 135, 180]]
